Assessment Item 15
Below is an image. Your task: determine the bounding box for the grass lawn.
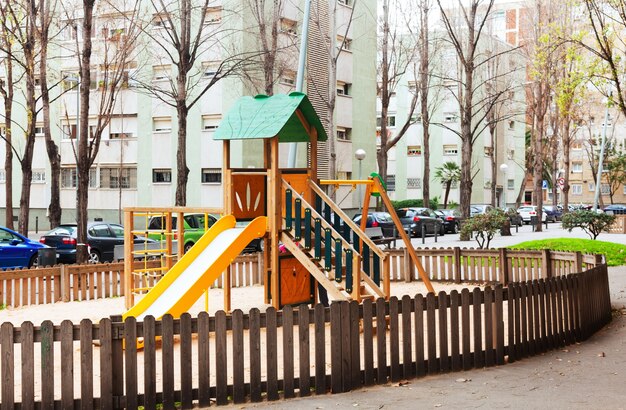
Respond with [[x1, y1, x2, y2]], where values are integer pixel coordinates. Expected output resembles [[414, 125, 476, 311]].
[[508, 238, 626, 267]]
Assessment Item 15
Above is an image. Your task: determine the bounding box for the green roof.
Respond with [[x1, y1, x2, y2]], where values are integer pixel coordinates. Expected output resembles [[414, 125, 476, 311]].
[[213, 92, 328, 142]]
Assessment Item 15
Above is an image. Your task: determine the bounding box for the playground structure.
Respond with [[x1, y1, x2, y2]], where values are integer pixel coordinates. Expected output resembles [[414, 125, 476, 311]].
[[122, 92, 433, 318]]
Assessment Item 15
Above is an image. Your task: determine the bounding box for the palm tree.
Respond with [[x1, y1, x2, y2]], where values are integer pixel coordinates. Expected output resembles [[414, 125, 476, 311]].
[[434, 161, 461, 208]]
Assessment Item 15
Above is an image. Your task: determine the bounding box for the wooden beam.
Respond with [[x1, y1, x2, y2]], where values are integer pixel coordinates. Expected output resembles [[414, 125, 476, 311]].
[[295, 109, 313, 138], [124, 209, 134, 309], [123, 207, 223, 214], [270, 137, 281, 309], [372, 177, 435, 294]]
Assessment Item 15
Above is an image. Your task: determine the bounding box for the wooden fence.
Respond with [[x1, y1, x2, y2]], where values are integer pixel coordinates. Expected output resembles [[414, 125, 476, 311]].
[[608, 215, 626, 234], [0, 264, 611, 409], [0, 253, 264, 309]]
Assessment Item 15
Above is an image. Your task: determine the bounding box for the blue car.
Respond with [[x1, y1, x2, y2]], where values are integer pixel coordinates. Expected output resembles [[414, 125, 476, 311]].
[[0, 226, 48, 269]]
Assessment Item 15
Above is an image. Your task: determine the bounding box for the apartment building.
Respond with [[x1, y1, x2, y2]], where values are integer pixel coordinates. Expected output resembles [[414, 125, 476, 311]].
[[0, 0, 377, 227], [381, 32, 526, 207]]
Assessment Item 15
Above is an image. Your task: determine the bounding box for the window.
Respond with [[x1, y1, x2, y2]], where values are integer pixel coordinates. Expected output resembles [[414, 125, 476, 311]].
[[202, 61, 220, 78], [62, 124, 96, 140], [61, 168, 97, 188], [601, 184, 610, 194], [89, 224, 113, 238], [336, 82, 352, 96], [376, 115, 396, 127], [336, 35, 352, 51], [280, 18, 297, 35], [61, 72, 80, 91], [507, 179, 515, 190], [0, 169, 5, 182], [336, 171, 352, 180], [508, 120, 515, 130], [588, 182, 595, 192], [152, 13, 172, 29], [204, 6, 222, 24], [572, 162, 583, 173], [100, 167, 136, 189], [338, 0, 352, 6], [110, 132, 133, 139], [152, 168, 171, 183], [386, 175, 396, 191], [280, 71, 296, 86], [407, 177, 421, 189], [153, 118, 172, 132], [35, 126, 45, 137], [31, 170, 46, 183], [484, 146, 493, 157], [571, 140, 583, 150], [202, 115, 221, 131], [407, 145, 422, 156], [443, 144, 458, 155], [337, 127, 351, 141], [444, 112, 458, 123], [201, 168, 221, 183], [153, 65, 170, 81], [572, 184, 582, 195]]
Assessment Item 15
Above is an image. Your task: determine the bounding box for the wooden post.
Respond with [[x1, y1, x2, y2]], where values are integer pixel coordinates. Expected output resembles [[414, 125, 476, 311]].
[[124, 210, 134, 309], [542, 249, 552, 279], [499, 248, 509, 286], [574, 251, 583, 273], [177, 211, 184, 262], [351, 253, 362, 301], [372, 177, 434, 293], [453, 247, 462, 284], [224, 266, 232, 313], [383, 256, 391, 300], [269, 137, 281, 309], [60, 265, 69, 302], [165, 212, 173, 272], [403, 247, 412, 283]]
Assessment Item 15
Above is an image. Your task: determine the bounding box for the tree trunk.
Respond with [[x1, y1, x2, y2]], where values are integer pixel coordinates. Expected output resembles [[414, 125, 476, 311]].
[[39, 12, 62, 228], [419, 0, 430, 208], [533, 107, 545, 232], [76, 0, 95, 263], [443, 181, 451, 208], [1, 58, 14, 229], [175, 100, 189, 206], [515, 169, 528, 208]]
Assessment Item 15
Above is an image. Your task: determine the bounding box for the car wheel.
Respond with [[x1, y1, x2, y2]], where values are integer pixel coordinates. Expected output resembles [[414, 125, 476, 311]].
[[184, 242, 194, 253], [439, 224, 445, 236], [257, 239, 264, 252], [29, 254, 38, 268], [88, 250, 101, 264], [453, 223, 459, 234]]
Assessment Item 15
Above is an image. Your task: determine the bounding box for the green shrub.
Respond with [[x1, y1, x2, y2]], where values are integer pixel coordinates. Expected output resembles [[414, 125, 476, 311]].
[[561, 210, 616, 240], [391, 197, 440, 210], [460, 208, 508, 249]]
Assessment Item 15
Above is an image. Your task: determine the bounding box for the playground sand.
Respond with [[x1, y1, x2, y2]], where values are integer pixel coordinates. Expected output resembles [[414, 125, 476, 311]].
[[0, 281, 478, 326]]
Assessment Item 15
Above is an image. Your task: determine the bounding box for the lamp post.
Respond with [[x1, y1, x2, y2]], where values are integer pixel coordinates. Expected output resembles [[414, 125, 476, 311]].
[[499, 163, 508, 208], [355, 149, 366, 211]]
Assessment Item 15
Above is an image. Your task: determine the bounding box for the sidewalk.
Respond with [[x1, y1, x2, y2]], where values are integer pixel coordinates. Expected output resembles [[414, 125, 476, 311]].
[[235, 266, 626, 409]]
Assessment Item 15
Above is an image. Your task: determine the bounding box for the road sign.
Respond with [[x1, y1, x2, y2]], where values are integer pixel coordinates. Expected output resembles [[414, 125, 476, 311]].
[[557, 177, 565, 189]]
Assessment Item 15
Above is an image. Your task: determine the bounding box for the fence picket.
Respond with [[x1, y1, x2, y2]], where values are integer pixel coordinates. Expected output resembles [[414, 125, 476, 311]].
[[1, 322, 14, 410], [330, 302, 343, 392], [520, 283, 528, 358], [124, 317, 138, 410], [362, 299, 375, 384], [215, 310, 228, 405], [283, 305, 295, 399], [401, 295, 413, 379], [495, 286, 505, 365], [389, 297, 401, 381], [414, 294, 425, 377], [449, 290, 461, 372], [426, 293, 437, 374], [376, 298, 388, 384], [162, 314, 175, 409], [349, 301, 361, 390], [180, 313, 194, 408], [266, 307, 279, 401], [314, 304, 327, 394], [143, 315, 157, 410], [484, 287, 494, 367], [40, 320, 54, 408], [249, 308, 262, 403], [438, 291, 449, 373], [461, 289, 472, 370], [299, 305, 311, 396], [60, 320, 74, 409]]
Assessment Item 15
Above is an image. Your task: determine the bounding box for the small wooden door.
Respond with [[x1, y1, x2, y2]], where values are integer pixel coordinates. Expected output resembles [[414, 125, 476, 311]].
[[279, 255, 314, 308]]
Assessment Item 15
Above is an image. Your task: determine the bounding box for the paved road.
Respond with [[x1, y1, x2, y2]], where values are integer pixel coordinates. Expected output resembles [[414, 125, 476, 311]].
[[406, 222, 626, 249]]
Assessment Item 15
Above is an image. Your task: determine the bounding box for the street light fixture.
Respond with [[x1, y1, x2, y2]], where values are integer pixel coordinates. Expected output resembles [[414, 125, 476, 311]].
[[499, 163, 508, 208], [355, 149, 366, 211]]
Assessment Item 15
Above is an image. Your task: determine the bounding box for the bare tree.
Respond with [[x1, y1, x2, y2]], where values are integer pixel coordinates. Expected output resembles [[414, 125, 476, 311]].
[[436, 0, 515, 221], [129, 0, 257, 206], [61, 0, 140, 261], [376, 0, 419, 186], [0, 8, 16, 230]]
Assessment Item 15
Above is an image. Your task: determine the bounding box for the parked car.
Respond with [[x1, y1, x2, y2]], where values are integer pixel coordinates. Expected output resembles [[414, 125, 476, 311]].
[[0, 226, 48, 269], [543, 205, 563, 222], [39, 222, 154, 264], [434, 209, 460, 233], [516, 206, 547, 224], [397, 208, 445, 237], [470, 204, 495, 217], [148, 213, 218, 253], [603, 204, 626, 215], [501, 207, 523, 227], [352, 212, 398, 238]]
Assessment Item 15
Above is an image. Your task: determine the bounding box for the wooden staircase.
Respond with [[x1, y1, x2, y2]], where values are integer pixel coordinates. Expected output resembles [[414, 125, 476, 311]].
[[281, 179, 388, 304]]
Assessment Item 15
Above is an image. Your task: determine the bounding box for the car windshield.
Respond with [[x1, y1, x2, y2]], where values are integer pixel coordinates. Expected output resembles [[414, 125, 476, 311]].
[[0, 229, 19, 242], [47, 226, 77, 236], [397, 209, 414, 218], [374, 213, 393, 222]]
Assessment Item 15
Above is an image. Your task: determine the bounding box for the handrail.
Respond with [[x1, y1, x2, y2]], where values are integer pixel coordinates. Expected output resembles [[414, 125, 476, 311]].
[[306, 179, 387, 259], [281, 179, 380, 258]]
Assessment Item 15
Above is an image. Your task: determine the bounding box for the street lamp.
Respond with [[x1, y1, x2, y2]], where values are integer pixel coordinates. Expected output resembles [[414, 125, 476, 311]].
[[355, 149, 366, 211], [499, 163, 508, 208]]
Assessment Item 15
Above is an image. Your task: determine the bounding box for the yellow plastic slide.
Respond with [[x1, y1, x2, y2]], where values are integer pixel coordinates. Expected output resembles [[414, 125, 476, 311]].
[[123, 215, 267, 321]]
